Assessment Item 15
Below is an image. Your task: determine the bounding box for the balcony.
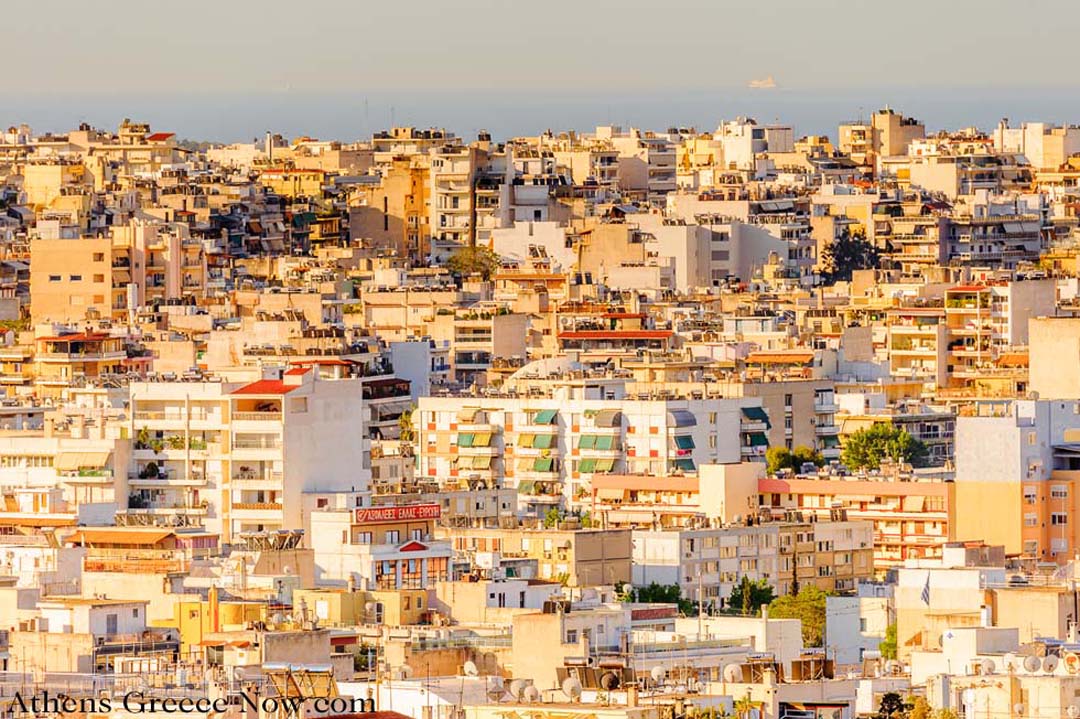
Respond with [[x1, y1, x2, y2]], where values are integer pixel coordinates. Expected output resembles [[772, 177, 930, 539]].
[[233, 411, 282, 422]]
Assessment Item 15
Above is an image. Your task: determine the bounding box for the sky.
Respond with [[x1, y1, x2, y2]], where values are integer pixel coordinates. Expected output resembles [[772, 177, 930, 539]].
[[3, 0, 1080, 141]]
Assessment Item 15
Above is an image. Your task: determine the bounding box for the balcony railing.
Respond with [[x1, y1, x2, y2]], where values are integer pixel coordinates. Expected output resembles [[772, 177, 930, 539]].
[[233, 411, 282, 421]]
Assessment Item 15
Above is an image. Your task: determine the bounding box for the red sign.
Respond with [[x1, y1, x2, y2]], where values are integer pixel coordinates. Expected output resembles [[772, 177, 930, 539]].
[[354, 504, 441, 524]]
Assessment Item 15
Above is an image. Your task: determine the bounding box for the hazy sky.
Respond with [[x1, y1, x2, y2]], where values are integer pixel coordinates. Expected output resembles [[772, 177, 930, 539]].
[[4, 0, 1080, 140], [8, 0, 1080, 94]]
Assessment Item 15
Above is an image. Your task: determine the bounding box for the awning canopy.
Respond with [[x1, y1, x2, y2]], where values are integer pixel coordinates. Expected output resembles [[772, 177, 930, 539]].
[[55, 451, 111, 472], [595, 488, 623, 500], [746, 432, 769, 447], [578, 458, 597, 473], [533, 434, 555, 449], [741, 406, 772, 428], [594, 410, 623, 428], [667, 410, 697, 428], [674, 435, 696, 450], [672, 458, 696, 472], [533, 409, 558, 425]]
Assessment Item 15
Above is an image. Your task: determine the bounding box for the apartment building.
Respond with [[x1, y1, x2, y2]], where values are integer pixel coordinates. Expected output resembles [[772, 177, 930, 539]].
[[413, 391, 746, 512], [440, 524, 632, 586], [753, 470, 954, 570], [632, 519, 874, 605], [954, 399, 1080, 564], [595, 126, 677, 203], [838, 108, 925, 168], [29, 221, 206, 324], [716, 379, 840, 460], [311, 502, 452, 590], [127, 369, 368, 541]]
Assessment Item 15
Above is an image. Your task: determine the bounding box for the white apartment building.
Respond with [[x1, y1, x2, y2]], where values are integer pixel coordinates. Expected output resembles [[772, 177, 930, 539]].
[[127, 369, 369, 541], [414, 392, 746, 513]]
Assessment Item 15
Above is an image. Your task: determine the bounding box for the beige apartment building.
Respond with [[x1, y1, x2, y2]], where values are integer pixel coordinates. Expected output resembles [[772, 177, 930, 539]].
[[439, 524, 632, 587], [29, 222, 206, 324]]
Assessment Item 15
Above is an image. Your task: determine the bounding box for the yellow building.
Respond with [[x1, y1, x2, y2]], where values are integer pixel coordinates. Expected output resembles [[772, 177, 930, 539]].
[[259, 167, 327, 198], [349, 156, 430, 260], [293, 587, 428, 627]]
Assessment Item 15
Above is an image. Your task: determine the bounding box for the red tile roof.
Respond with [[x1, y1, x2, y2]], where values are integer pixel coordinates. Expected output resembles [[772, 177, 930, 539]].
[[283, 367, 311, 376], [230, 379, 300, 395], [145, 132, 175, 142], [949, 285, 988, 292], [558, 330, 672, 340], [38, 332, 114, 342]]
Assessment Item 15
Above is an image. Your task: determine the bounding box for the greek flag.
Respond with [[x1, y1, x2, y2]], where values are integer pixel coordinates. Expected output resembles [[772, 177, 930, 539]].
[[921, 573, 931, 605]]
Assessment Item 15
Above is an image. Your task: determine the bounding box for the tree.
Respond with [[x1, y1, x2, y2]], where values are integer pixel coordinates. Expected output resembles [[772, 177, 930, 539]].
[[733, 695, 757, 719], [842, 423, 929, 470], [766, 445, 824, 475], [543, 507, 563, 528], [768, 585, 830, 647], [880, 622, 898, 660], [624, 582, 696, 616], [823, 228, 881, 283], [398, 404, 416, 443], [875, 692, 910, 719], [729, 577, 775, 616], [446, 245, 501, 281]]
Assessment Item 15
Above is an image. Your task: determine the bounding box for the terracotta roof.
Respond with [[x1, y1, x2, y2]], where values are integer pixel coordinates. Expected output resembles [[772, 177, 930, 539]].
[[745, 351, 815, 364], [289, 358, 354, 366], [66, 528, 174, 546], [230, 379, 300, 395], [145, 132, 175, 142], [38, 332, 114, 342], [949, 285, 988, 292], [283, 367, 311, 376], [558, 330, 672, 340], [997, 352, 1029, 368]]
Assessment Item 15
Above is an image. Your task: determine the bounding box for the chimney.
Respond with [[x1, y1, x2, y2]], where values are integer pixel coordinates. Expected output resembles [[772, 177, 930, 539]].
[[266, 131, 273, 162]]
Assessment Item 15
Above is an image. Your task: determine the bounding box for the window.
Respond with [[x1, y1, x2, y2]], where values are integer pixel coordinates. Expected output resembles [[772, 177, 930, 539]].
[[1052, 513, 1068, 526], [1052, 485, 1068, 499], [784, 416, 793, 429], [566, 630, 578, 644], [92, 253, 105, 262], [106, 614, 118, 635], [859, 618, 868, 632], [411, 529, 423, 541], [93, 274, 105, 283], [784, 394, 793, 407], [49, 275, 61, 282], [357, 532, 372, 544], [709, 434, 717, 449], [70, 275, 82, 281], [385, 530, 401, 543]]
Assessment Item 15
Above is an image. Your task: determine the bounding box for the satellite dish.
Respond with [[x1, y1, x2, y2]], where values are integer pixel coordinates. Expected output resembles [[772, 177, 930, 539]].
[[883, 660, 900, 675], [1023, 655, 1041, 673], [599, 671, 620, 690], [1066, 705, 1079, 718], [509, 680, 526, 700], [981, 658, 996, 675], [723, 664, 744, 683], [463, 660, 479, 677], [523, 686, 541, 703], [1043, 655, 1060, 673], [650, 666, 666, 683], [561, 677, 583, 701]]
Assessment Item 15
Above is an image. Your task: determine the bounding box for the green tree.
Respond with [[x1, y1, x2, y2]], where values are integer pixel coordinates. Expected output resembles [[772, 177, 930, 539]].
[[626, 582, 696, 616], [766, 445, 824, 475], [543, 507, 564, 528], [823, 228, 881, 283], [908, 697, 932, 719], [768, 585, 830, 647], [733, 695, 757, 719], [729, 577, 775, 616], [880, 622, 898, 660], [842, 423, 929, 470], [446, 245, 501, 281]]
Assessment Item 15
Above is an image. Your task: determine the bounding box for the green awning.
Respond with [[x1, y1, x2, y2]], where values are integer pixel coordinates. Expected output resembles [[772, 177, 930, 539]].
[[595, 435, 615, 451], [595, 458, 615, 472], [578, 435, 597, 450], [457, 433, 475, 448], [822, 435, 841, 448], [741, 406, 772, 428], [534, 409, 558, 425], [518, 480, 535, 493], [533, 434, 555, 449], [746, 432, 769, 447], [534, 457, 554, 472], [674, 435, 695, 450], [578, 458, 597, 473], [672, 458, 696, 472]]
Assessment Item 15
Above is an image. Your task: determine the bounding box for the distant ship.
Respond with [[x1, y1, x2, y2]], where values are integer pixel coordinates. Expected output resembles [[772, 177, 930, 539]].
[[748, 75, 777, 89]]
